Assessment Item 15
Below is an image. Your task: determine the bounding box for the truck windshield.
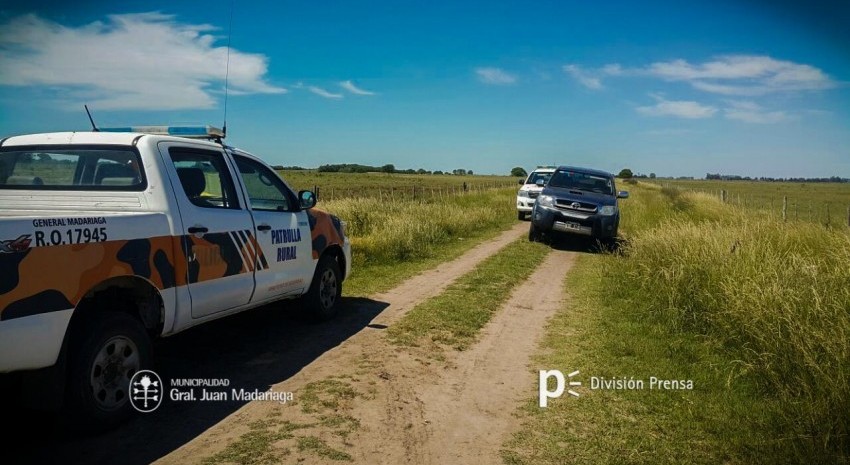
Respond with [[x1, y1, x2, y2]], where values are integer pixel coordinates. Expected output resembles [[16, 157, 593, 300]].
[[548, 170, 613, 195], [0, 148, 145, 191], [527, 172, 552, 185]]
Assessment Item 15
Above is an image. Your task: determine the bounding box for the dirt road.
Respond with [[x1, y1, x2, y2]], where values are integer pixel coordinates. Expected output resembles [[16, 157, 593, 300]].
[[8, 222, 577, 465], [159, 223, 577, 465]]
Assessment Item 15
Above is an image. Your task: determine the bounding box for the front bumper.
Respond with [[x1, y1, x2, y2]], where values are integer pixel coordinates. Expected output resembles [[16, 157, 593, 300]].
[[531, 205, 618, 239], [516, 198, 536, 212]]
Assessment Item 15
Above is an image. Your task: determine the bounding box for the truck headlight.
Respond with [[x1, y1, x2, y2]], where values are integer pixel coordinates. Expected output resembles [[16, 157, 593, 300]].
[[339, 220, 348, 237], [537, 195, 554, 207], [517, 190, 530, 198], [598, 205, 618, 216]]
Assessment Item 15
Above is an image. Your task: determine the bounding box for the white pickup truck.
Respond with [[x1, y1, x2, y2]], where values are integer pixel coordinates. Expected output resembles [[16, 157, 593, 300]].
[[0, 126, 351, 426]]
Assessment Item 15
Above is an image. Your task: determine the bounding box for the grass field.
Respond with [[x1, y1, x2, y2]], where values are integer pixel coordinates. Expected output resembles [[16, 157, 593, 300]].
[[319, 186, 520, 296], [504, 183, 850, 464], [647, 178, 850, 228], [278, 169, 519, 201]]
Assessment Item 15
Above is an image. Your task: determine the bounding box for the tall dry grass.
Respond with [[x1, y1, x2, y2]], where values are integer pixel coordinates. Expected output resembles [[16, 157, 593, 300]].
[[320, 188, 516, 267], [613, 185, 850, 461]]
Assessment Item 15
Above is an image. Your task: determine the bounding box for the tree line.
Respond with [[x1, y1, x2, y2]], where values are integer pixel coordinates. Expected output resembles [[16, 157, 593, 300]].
[[705, 173, 849, 183], [272, 163, 474, 175]]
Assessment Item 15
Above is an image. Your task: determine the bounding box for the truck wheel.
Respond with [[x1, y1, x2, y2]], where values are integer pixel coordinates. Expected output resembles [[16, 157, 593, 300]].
[[303, 255, 342, 321], [517, 211, 526, 221], [66, 311, 152, 430], [529, 223, 540, 242]]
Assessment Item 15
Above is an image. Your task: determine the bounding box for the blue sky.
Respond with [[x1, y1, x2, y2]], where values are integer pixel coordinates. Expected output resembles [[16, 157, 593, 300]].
[[0, 0, 848, 177]]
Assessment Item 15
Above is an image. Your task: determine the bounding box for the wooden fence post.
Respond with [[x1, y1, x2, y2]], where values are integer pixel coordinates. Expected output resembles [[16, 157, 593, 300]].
[[826, 203, 831, 226], [782, 196, 787, 222]]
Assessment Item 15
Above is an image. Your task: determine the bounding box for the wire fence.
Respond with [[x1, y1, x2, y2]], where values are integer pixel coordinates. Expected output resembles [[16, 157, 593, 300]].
[[310, 181, 519, 202], [658, 183, 850, 229]]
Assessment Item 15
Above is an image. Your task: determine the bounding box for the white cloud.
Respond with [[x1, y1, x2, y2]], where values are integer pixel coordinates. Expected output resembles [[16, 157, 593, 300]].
[[601, 64, 623, 76], [563, 64, 602, 89], [0, 13, 285, 110], [475, 67, 517, 85], [645, 55, 835, 96], [562, 63, 623, 89], [339, 80, 375, 95], [308, 86, 343, 99], [637, 95, 717, 119], [724, 101, 789, 124]]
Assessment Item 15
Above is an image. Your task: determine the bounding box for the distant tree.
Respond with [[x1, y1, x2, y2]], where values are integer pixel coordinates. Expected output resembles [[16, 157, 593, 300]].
[[416, 168, 428, 175], [381, 164, 396, 173], [452, 169, 467, 176], [468, 170, 474, 175], [617, 168, 633, 179], [649, 172, 656, 179], [433, 170, 444, 175], [510, 167, 528, 177]]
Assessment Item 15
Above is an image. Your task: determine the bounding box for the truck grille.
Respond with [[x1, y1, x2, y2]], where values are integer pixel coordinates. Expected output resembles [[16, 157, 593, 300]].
[[554, 199, 597, 213], [528, 192, 540, 199]]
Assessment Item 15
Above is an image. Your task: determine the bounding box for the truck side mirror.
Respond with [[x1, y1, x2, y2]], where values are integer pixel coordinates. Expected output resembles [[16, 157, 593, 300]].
[[536, 179, 545, 187], [617, 191, 629, 199], [299, 190, 317, 209], [517, 178, 524, 185]]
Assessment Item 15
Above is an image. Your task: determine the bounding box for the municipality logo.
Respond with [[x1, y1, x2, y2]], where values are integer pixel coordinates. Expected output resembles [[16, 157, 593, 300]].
[[130, 370, 163, 413]]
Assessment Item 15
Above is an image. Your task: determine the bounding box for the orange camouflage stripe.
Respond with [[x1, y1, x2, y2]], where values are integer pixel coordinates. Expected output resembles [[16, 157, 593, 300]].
[[0, 230, 270, 321]]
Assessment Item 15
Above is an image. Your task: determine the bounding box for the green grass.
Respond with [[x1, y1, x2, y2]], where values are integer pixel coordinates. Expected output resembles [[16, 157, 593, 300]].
[[387, 238, 550, 352], [200, 419, 312, 465], [299, 379, 362, 414], [278, 170, 518, 201], [649, 178, 850, 228], [322, 187, 520, 296], [296, 436, 353, 461], [503, 183, 850, 464], [502, 257, 778, 465]]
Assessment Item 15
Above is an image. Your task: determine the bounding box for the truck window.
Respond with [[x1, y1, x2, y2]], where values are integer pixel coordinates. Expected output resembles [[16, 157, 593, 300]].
[[169, 149, 240, 210], [234, 155, 295, 211], [0, 148, 144, 190]]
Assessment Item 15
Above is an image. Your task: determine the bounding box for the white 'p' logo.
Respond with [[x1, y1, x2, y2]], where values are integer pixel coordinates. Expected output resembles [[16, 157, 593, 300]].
[[539, 369, 581, 407]]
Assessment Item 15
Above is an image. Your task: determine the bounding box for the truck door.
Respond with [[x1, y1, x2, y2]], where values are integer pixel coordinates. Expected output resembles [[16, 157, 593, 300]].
[[232, 154, 312, 302], [161, 145, 256, 318]]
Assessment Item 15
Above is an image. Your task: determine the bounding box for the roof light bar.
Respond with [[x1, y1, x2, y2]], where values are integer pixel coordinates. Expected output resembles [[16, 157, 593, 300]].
[[99, 125, 225, 139]]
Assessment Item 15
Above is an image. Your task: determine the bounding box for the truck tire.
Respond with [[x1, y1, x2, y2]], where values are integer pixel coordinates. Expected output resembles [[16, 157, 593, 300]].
[[66, 311, 152, 430], [528, 223, 540, 242], [517, 211, 525, 221], [302, 254, 342, 321]]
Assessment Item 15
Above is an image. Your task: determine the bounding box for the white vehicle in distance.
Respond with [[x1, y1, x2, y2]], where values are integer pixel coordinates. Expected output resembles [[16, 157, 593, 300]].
[[516, 167, 556, 220]]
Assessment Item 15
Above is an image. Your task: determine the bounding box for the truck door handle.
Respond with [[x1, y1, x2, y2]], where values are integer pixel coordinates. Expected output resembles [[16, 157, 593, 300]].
[[188, 226, 209, 234], [257, 224, 272, 231]]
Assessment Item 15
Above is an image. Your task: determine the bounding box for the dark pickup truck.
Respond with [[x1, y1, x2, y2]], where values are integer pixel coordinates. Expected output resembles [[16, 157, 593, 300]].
[[528, 166, 628, 243]]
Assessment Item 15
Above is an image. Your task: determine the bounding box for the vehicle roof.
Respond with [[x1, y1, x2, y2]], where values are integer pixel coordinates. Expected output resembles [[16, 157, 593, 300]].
[[530, 167, 556, 173], [555, 165, 614, 178], [0, 131, 224, 150]]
